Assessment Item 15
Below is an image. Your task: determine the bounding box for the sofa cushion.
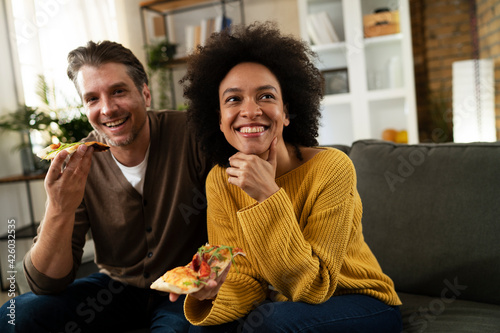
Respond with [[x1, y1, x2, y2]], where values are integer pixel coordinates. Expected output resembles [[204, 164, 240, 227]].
[[399, 292, 500, 332], [348, 140, 500, 305], [325, 144, 351, 155]]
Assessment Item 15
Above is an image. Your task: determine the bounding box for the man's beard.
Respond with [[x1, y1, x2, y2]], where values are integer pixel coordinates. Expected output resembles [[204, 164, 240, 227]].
[[92, 116, 147, 147], [102, 132, 136, 147]]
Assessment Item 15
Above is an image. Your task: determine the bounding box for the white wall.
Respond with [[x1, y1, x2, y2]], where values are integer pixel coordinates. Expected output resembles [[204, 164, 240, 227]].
[[115, 0, 148, 68], [245, 0, 300, 38]]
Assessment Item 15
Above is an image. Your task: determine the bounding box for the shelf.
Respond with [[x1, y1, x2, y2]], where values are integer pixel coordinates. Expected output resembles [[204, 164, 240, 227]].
[[369, 98, 409, 140], [364, 33, 402, 47], [308, 0, 341, 5], [311, 41, 345, 53], [140, 0, 242, 14], [299, 0, 417, 144], [323, 93, 351, 106], [367, 88, 406, 101], [154, 56, 189, 69], [318, 103, 354, 146], [140, 0, 217, 13], [0, 173, 45, 184]]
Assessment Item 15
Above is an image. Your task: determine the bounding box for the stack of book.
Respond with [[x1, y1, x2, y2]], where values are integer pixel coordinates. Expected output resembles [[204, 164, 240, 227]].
[[306, 11, 339, 45], [185, 16, 232, 53]]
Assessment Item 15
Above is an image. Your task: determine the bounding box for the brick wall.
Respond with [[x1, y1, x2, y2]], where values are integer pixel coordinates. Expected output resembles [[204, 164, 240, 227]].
[[476, 0, 500, 139], [411, 0, 474, 142], [410, 0, 499, 142], [410, 0, 431, 140]]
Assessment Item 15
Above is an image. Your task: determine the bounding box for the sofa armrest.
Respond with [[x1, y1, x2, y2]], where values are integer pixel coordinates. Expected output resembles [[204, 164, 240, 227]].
[[349, 139, 500, 305]]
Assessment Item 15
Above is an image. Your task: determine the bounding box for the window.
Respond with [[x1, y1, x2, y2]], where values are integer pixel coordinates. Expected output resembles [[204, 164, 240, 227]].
[[9, 0, 118, 109], [6, 0, 118, 150]]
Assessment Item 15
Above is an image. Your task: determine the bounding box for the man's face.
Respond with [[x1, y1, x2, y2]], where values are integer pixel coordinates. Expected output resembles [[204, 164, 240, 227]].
[[76, 62, 151, 147]]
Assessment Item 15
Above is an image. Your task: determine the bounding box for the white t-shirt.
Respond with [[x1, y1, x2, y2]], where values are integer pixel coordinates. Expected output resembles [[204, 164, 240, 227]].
[[111, 146, 150, 195]]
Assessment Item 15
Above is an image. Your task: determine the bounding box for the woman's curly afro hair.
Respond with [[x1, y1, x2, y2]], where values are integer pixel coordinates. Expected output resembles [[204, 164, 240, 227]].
[[181, 21, 324, 167]]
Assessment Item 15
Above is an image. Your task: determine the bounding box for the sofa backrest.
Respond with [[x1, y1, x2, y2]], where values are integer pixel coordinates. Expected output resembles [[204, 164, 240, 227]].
[[347, 139, 500, 305]]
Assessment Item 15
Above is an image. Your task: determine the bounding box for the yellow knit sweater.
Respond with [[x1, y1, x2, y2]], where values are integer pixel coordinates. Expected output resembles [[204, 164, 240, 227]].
[[184, 148, 401, 325]]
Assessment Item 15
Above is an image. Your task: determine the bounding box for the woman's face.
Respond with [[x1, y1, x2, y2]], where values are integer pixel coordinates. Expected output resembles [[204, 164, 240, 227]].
[[218, 62, 289, 156]]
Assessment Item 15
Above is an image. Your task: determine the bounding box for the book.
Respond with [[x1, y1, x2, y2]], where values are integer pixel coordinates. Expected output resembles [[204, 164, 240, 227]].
[[307, 12, 339, 45], [166, 15, 176, 43], [207, 18, 215, 39], [153, 16, 165, 37], [306, 18, 321, 45], [318, 11, 339, 43], [200, 18, 208, 46], [308, 13, 330, 44], [185, 25, 196, 54], [306, 16, 322, 45], [194, 25, 202, 49], [185, 16, 232, 54], [222, 16, 232, 32], [214, 16, 223, 33]]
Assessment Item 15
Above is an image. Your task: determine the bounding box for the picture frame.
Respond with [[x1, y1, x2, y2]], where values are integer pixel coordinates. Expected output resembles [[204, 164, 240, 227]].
[[322, 68, 349, 95]]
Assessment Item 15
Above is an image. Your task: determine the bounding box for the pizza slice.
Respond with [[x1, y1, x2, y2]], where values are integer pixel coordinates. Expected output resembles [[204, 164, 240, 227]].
[[150, 244, 246, 294], [36, 141, 109, 160]]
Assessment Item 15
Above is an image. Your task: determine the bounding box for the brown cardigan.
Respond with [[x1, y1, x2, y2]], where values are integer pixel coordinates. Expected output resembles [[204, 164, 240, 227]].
[[24, 110, 211, 294]]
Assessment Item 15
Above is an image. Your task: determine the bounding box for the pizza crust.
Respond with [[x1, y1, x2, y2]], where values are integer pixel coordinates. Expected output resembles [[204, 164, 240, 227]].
[[150, 266, 203, 294], [150, 277, 204, 294]]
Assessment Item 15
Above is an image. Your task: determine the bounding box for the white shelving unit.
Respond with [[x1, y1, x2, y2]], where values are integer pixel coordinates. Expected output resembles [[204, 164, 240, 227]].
[[298, 0, 418, 145]]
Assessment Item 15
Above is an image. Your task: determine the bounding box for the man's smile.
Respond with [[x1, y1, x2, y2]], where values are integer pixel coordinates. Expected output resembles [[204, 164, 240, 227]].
[[103, 116, 129, 128]]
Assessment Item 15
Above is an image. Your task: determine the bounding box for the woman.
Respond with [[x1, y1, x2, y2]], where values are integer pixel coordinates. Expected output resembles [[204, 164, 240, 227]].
[[179, 22, 402, 332]]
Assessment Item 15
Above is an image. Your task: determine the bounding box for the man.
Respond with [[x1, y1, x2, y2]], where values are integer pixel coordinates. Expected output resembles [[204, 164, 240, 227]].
[[0, 41, 210, 332]]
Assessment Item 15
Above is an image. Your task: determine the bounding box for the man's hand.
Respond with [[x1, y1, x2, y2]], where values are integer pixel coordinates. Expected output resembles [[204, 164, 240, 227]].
[[169, 263, 232, 302], [226, 138, 280, 202], [44, 144, 94, 215], [31, 144, 94, 279]]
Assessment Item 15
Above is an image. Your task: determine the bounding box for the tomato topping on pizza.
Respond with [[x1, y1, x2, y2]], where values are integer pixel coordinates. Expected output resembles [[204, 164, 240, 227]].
[[150, 244, 246, 294]]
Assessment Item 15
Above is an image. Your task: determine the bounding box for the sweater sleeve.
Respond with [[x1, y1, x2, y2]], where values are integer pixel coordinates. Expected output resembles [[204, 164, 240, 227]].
[[236, 152, 357, 303], [23, 199, 90, 295], [184, 270, 267, 325]]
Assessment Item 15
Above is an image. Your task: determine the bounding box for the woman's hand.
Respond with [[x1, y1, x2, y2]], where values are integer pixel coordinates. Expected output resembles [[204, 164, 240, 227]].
[[169, 263, 232, 302], [226, 138, 280, 202]]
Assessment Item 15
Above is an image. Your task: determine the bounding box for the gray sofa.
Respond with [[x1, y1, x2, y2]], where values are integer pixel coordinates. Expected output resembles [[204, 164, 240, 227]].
[[17, 139, 500, 332], [337, 139, 500, 332]]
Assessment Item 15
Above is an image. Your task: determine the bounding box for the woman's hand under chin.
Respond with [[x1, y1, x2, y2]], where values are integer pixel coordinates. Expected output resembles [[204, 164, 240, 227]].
[[226, 138, 280, 202]]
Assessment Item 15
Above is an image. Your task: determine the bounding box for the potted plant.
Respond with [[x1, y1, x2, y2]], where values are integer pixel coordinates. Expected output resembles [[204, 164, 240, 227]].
[[145, 38, 178, 110], [0, 76, 93, 174], [0, 104, 54, 174], [36, 74, 93, 144]]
